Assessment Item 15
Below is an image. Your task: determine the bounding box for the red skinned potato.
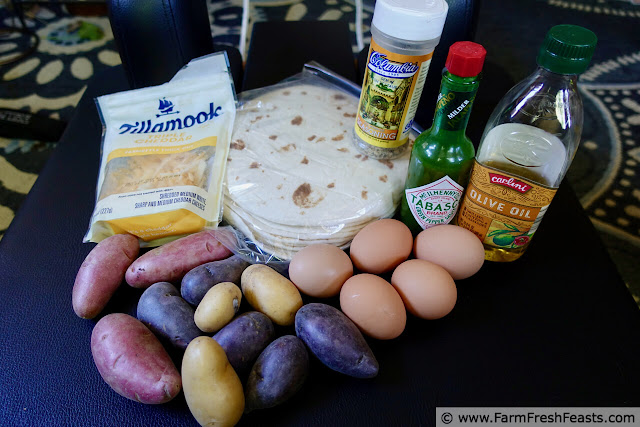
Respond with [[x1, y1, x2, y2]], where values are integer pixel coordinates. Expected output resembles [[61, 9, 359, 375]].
[[90, 313, 182, 404], [126, 230, 232, 288], [72, 233, 139, 319]]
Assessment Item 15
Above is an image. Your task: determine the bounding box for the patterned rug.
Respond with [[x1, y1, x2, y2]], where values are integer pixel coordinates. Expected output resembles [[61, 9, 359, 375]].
[[1, 0, 638, 306]]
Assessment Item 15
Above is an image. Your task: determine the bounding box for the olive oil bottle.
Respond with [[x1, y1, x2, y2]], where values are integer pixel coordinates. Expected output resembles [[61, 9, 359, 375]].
[[456, 25, 597, 262]]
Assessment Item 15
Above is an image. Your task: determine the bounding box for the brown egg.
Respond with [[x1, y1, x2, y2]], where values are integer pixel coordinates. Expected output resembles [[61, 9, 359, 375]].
[[340, 274, 407, 340], [289, 244, 353, 298], [414, 224, 485, 280], [349, 219, 413, 274], [391, 259, 457, 320]]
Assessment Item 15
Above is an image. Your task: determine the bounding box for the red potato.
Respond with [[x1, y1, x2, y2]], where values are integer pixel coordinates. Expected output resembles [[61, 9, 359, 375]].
[[125, 230, 232, 289], [91, 313, 182, 404], [72, 233, 139, 319]]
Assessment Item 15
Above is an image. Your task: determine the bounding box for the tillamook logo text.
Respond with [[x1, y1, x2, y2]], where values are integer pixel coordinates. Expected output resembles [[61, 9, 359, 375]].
[[118, 102, 222, 135]]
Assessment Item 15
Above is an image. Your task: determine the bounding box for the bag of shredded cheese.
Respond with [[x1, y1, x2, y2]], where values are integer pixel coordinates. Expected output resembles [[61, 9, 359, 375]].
[[84, 52, 237, 246]]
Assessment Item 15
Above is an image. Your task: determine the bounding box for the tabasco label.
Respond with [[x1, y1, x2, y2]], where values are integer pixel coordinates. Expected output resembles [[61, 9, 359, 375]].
[[457, 161, 557, 249], [405, 176, 464, 230], [355, 39, 433, 149]]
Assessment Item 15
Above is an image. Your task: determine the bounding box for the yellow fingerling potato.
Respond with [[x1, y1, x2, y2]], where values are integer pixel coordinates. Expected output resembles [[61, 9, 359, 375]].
[[182, 336, 244, 427], [194, 282, 242, 333], [241, 264, 303, 326]]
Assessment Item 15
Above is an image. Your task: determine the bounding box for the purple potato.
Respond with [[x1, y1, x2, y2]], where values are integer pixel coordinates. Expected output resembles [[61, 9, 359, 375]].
[[245, 335, 308, 412], [181, 255, 250, 306], [136, 281, 203, 350], [295, 303, 378, 378], [213, 311, 275, 377]]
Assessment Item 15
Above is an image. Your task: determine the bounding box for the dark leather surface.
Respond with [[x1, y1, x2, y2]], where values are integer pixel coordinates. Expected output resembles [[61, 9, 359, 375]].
[[1, 17, 640, 427], [106, 0, 243, 90]]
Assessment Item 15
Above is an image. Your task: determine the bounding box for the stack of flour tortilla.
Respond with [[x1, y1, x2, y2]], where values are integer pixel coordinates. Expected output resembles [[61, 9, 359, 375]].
[[223, 78, 412, 259]]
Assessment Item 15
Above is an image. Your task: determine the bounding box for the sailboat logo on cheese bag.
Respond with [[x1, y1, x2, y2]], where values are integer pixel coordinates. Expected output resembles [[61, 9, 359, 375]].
[[156, 97, 179, 117]]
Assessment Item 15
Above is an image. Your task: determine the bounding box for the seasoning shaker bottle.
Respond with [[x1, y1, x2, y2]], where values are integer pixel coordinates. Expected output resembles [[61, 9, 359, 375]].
[[456, 24, 597, 262], [353, 0, 449, 159]]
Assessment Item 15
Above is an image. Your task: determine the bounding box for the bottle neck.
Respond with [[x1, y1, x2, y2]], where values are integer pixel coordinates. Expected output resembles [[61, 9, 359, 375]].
[[430, 70, 481, 135], [533, 65, 580, 89]]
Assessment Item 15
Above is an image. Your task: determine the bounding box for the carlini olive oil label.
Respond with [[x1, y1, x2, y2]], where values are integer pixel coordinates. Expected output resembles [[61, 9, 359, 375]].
[[456, 161, 557, 261]]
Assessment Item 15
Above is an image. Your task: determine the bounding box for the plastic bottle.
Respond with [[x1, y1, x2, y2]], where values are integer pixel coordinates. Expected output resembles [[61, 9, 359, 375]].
[[456, 25, 597, 262], [353, 0, 448, 159], [400, 41, 486, 234]]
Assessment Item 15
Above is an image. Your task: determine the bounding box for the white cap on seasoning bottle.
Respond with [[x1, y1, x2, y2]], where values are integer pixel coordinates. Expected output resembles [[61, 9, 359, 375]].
[[372, 0, 449, 42]]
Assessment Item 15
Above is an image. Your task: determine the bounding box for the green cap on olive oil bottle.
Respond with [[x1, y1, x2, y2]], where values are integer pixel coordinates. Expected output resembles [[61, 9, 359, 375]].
[[536, 24, 597, 75]]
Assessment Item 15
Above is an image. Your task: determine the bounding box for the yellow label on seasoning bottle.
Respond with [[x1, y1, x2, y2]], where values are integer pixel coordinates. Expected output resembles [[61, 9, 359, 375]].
[[355, 39, 433, 149], [456, 161, 557, 259]]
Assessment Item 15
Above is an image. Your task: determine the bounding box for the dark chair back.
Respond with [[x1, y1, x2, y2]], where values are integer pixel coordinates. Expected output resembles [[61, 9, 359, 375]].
[[105, 0, 479, 120], [106, 0, 244, 89]]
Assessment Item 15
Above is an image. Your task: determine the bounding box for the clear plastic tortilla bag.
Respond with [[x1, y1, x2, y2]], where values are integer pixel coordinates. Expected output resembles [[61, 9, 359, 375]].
[[84, 52, 237, 247], [219, 62, 422, 266]]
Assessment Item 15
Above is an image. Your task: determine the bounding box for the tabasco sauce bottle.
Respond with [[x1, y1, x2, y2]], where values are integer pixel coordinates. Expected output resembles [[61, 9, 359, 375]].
[[400, 41, 486, 234]]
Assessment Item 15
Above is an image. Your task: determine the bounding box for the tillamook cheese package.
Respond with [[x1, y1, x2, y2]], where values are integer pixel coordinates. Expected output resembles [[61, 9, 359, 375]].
[[84, 52, 236, 246]]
